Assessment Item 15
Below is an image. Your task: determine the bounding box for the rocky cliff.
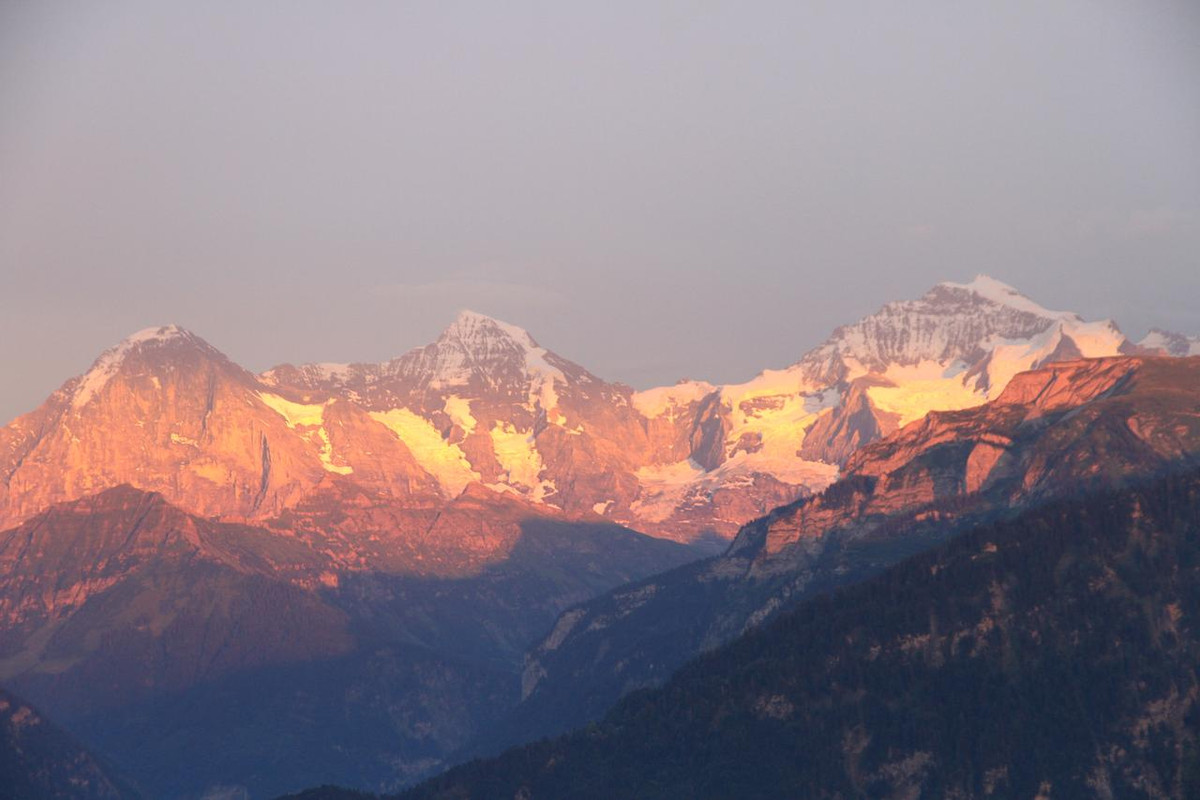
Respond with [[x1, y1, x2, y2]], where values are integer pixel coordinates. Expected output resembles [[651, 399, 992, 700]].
[[495, 356, 1200, 753]]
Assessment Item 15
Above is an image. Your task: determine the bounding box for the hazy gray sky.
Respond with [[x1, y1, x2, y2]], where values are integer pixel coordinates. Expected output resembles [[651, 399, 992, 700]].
[[1, 1, 1198, 422]]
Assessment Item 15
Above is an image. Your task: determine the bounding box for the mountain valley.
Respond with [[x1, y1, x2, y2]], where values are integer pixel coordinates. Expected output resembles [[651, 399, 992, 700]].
[[0, 276, 1195, 797]]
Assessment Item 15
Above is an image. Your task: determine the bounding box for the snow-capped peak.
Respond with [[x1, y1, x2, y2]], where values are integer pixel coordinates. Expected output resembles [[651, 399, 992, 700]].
[[937, 274, 1078, 321], [441, 309, 541, 350], [122, 324, 194, 346], [1140, 328, 1200, 357], [791, 276, 1128, 385], [393, 310, 567, 394], [72, 325, 209, 409]]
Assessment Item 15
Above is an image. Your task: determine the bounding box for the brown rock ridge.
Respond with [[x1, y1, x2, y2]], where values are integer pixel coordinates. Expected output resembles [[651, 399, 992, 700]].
[[0, 277, 1187, 546], [501, 356, 1200, 747], [0, 482, 699, 798], [747, 356, 1200, 559], [0, 327, 441, 529]]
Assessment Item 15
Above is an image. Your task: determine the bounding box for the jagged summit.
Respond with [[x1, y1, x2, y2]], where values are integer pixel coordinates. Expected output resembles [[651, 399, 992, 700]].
[[398, 309, 567, 392], [71, 325, 224, 409], [99, 324, 204, 357], [937, 274, 1079, 321], [435, 309, 547, 361], [442, 309, 540, 346], [7, 276, 1188, 551], [1140, 328, 1200, 357], [122, 323, 193, 343], [793, 275, 1126, 384], [257, 310, 592, 407]]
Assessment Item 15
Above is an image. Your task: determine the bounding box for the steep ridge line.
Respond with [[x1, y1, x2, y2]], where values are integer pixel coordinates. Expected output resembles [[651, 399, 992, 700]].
[[479, 356, 1200, 759], [3, 277, 1191, 546], [399, 465, 1200, 800]]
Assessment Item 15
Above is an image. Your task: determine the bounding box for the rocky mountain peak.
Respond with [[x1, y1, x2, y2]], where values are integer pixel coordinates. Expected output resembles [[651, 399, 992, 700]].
[[387, 310, 572, 394], [70, 325, 229, 409], [1139, 328, 1200, 357], [441, 309, 540, 348], [935, 274, 1079, 321], [793, 275, 1126, 387]]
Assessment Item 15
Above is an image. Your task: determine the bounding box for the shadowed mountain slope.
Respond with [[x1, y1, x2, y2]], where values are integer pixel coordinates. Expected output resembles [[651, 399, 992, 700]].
[[0, 487, 697, 799], [485, 356, 1200, 755], [402, 466, 1200, 799], [0, 687, 140, 800]]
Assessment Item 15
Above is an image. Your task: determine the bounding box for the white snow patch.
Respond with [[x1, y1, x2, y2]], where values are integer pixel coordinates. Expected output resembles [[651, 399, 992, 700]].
[[257, 392, 353, 475], [979, 320, 1122, 400], [1140, 329, 1200, 356], [721, 366, 813, 403], [867, 361, 986, 426], [939, 275, 1077, 320], [489, 421, 552, 500], [1066, 319, 1126, 358], [629, 363, 839, 522], [632, 380, 716, 419], [257, 393, 325, 428], [315, 429, 353, 475], [631, 460, 708, 523], [428, 310, 568, 396], [369, 408, 479, 495], [481, 314, 567, 416], [710, 374, 839, 473], [631, 455, 839, 525], [1140, 330, 1172, 350], [443, 395, 476, 434]]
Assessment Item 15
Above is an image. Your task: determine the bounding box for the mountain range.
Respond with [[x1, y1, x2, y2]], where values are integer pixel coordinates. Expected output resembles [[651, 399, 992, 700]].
[[5, 275, 1190, 550], [488, 355, 1200, 755], [402, 465, 1200, 800], [0, 275, 1196, 797]]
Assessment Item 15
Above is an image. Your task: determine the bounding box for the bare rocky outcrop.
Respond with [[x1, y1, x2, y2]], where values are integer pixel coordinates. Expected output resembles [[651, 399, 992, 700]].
[[0, 278, 1176, 546], [499, 356, 1200, 750]]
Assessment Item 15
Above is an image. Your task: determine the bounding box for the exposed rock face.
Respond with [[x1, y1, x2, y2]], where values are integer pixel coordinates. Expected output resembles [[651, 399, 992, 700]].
[[798, 376, 900, 464], [0, 487, 355, 705], [0, 326, 445, 531], [800, 279, 1091, 378], [789, 276, 1132, 455], [1139, 327, 1200, 357], [0, 486, 698, 799], [402, 467, 1200, 800], [740, 356, 1200, 566], [0, 278, 1169, 546], [494, 356, 1200, 753], [0, 317, 715, 797], [624, 275, 1140, 536], [0, 315, 783, 545], [1, 327, 292, 522], [0, 280, 1193, 797]]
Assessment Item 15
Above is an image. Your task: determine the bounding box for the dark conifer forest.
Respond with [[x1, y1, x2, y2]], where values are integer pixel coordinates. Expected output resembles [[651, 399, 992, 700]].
[[397, 468, 1200, 799]]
